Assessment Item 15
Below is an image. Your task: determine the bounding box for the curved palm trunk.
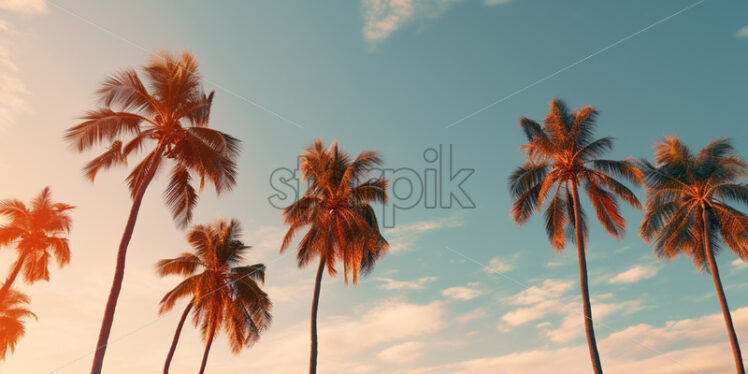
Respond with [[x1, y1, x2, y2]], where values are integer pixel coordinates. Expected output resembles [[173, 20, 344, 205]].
[[198, 326, 216, 374], [702, 209, 745, 374], [163, 301, 194, 374], [90, 152, 161, 374], [571, 180, 604, 374], [309, 257, 326, 374], [0, 251, 29, 299]]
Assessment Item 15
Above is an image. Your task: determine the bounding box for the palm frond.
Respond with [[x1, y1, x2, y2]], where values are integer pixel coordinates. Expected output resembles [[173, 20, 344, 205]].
[[64, 109, 146, 151], [83, 141, 126, 181]]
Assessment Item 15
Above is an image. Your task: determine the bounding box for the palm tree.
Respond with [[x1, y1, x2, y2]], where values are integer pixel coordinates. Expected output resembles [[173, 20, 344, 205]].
[[0, 289, 36, 360], [157, 219, 271, 374], [281, 140, 389, 374], [508, 99, 642, 373], [64, 51, 240, 374], [639, 137, 748, 373], [0, 187, 74, 299]]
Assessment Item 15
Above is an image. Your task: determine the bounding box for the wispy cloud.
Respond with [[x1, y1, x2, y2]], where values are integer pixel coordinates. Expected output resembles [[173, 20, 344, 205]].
[[609, 265, 658, 284], [732, 258, 748, 270], [378, 341, 425, 363], [456, 308, 487, 324], [0, 0, 48, 14], [735, 25, 748, 39], [361, 0, 511, 43], [483, 256, 514, 273], [0, 1, 48, 128], [442, 285, 483, 300], [419, 304, 748, 374], [498, 279, 642, 343], [385, 214, 464, 253], [375, 276, 438, 290]]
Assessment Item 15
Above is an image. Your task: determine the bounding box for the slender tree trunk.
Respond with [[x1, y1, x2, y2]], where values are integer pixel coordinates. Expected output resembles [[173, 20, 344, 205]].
[[198, 326, 216, 374], [309, 257, 326, 374], [0, 251, 29, 298], [90, 150, 161, 374], [702, 207, 745, 374], [163, 301, 194, 374], [570, 180, 604, 374]]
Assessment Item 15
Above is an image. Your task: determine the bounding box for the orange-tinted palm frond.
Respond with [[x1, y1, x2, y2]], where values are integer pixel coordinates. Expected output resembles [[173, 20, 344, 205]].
[[66, 51, 240, 228], [641, 136, 748, 269], [157, 219, 272, 351], [282, 140, 389, 284], [509, 99, 642, 252], [0, 188, 74, 288], [0, 289, 36, 360], [164, 164, 198, 229], [64, 110, 147, 152], [83, 141, 126, 182]]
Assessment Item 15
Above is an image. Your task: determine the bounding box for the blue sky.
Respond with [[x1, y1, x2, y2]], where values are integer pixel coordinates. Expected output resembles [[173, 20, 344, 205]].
[[1, 0, 748, 372]]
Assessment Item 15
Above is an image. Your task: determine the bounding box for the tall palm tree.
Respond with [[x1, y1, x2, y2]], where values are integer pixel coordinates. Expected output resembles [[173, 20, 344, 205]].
[[509, 99, 642, 373], [0, 187, 74, 299], [639, 137, 748, 373], [64, 51, 240, 374], [0, 289, 36, 360], [281, 140, 389, 374], [157, 219, 271, 374]]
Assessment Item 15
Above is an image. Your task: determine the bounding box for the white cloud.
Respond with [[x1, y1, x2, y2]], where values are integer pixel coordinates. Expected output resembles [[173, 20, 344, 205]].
[[545, 300, 643, 344], [385, 214, 463, 253], [545, 259, 565, 268], [246, 224, 286, 259], [361, 0, 511, 43], [735, 25, 748, 39], [375, 276, 437, 290], [416, 307, 748, 374], [609, 265, 658, 284], [0, 72, 29, 127], [498, 279, 642, 343], [0, 0, 48, 14], [0, 1, 48, 129], [442, 286, 483, 300], [378, 341, 425, 363], [732, 258, 748, 270], [219, 299, 446, 373], [322, 299, 445, 351], [483, 256, 514, 273], [456, 308, 487, 324]]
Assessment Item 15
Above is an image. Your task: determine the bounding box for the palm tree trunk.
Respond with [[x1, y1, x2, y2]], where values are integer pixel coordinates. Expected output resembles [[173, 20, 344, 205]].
[[570, 180, 604, 374], [702, 208, 745, 374], [0, 251, 28, 299], [163, 301, 193, 374], [90, 151, 161, 374], [198, 326, 216, 374], [309, 257, 326, 374]]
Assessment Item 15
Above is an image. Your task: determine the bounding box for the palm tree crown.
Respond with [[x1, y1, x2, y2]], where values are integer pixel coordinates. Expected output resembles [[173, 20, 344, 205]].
[[509, 99, 643, 247], [639, 137, 748, 373], [639, 137, 748, 265], [157, 219, 272, 355], [281, 140, 389, 283], [0, 289, 36, 360], [65, 51, 239, 227], [0, 187, 74, 297]]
